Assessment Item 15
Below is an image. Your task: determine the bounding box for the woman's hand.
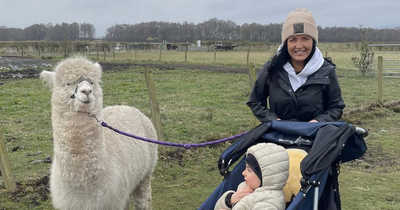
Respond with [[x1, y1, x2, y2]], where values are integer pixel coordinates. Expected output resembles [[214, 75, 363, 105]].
[[230, 186, 254, 205], [309, 119, 319, 122]]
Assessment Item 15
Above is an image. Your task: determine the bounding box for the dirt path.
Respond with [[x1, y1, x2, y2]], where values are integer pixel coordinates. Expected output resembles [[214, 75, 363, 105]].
[[100, 62, 249, 74], [0, 57, 249, 81]]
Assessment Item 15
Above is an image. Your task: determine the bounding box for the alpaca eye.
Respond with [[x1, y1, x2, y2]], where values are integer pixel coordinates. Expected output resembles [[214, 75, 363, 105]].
[[90, 82, 94, 85], [67, 83, 72, 86]]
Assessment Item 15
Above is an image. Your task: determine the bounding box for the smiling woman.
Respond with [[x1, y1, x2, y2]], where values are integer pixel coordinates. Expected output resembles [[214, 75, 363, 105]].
[[247, 8, 345, 124], [286, 35, 314, 72]]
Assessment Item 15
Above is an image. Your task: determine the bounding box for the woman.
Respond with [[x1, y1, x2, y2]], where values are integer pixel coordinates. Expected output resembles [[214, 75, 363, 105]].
[[247, 8, 345, 123]]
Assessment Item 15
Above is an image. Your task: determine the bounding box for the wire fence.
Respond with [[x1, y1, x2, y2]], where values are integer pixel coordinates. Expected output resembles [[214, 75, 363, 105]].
[[1, 43, 361, 71], [367, 44, 400, 78]]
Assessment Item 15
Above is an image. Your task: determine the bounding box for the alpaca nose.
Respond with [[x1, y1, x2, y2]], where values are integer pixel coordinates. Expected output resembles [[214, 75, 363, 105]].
[[79, 82, 93, 96], [80, 88, 92, 96]]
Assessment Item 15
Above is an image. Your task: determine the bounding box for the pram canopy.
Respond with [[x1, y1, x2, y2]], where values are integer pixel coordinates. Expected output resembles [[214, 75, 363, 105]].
[[199, 120, 367, 210]]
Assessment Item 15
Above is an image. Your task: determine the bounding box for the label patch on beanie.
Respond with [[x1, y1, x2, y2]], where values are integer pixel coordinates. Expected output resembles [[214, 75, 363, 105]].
[[293, 23, 304, 34]]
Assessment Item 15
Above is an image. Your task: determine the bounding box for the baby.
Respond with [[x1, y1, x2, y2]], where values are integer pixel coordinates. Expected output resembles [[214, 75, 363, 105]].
[[214, 143, 289, 210]]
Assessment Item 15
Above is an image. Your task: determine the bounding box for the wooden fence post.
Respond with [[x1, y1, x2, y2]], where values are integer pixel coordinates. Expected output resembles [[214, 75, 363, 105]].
[[247, 46, 251, 65], [134, 49, 137, 61], [377, 56, 383, 104], [214, 50, 217, 63], [0, 131, 17, 192], [184, 45, 188, 63], [143, 68, 166, 154], [159, 44, 162, 61], [248, 64, 260, 127]]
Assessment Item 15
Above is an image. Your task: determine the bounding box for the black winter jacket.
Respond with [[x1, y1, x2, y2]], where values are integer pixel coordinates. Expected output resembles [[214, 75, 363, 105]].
[[247, 59, 345, 122]]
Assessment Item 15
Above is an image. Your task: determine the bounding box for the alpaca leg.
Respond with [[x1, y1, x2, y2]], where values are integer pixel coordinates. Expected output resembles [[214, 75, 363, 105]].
[[133, 174, 152, 210]]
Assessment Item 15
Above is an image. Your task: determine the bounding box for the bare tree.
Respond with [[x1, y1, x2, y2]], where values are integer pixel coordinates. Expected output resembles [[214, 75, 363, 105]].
[[352, 25, 373, 76]]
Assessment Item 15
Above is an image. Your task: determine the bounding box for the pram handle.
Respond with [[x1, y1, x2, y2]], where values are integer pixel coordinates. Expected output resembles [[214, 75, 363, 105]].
[[355, 126, 368, 137]]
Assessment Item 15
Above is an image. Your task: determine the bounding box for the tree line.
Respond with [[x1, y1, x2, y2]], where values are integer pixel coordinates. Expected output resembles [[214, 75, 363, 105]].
[[0, 22, 95, 41], [105, 18, 400, 43], [1, 18, 400, 43]]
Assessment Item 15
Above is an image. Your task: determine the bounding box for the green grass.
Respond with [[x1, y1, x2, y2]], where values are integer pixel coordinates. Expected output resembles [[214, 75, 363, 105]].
[[1, 47, 400, 209], [81, 46, 362, 71]]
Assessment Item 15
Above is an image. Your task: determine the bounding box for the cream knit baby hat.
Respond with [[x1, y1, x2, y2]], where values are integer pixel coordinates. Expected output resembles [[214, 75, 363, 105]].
[[281, 8, 318, 44]]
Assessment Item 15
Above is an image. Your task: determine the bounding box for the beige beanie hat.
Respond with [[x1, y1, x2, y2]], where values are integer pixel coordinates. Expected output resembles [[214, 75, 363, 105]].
[[281, 8, 318, 44]]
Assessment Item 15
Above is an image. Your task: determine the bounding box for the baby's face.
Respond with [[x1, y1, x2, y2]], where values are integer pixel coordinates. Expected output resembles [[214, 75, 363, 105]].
[[242, 164, 261, 190]]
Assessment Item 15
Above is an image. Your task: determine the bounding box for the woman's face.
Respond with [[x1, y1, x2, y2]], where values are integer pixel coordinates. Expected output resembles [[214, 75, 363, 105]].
[[242, 164, 261, 190], [286, 35, 314, 64]]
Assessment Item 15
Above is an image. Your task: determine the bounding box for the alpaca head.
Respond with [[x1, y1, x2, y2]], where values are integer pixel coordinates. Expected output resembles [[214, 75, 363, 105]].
[[40, 56, 103, 114]]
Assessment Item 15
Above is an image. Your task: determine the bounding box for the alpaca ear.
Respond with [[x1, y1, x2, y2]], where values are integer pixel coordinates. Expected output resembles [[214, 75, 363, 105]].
[[94, 62, 102, 71], [40, 71, 55, 88]]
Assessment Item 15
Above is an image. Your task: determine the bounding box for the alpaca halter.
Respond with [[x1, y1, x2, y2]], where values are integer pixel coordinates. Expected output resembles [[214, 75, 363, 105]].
[[70, 79, 89, 99], [88, 112, 248, 149]]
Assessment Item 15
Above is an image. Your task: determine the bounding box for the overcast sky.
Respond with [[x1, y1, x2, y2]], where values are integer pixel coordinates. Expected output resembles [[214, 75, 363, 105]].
[[1, 0, 399, 38]]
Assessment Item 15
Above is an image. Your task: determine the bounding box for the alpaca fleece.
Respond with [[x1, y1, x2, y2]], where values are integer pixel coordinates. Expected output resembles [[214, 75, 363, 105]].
[[40, 56, 158, 210]]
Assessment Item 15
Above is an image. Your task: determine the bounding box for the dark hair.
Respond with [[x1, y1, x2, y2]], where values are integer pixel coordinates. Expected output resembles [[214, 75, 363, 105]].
[[266, 39, 317, 84]]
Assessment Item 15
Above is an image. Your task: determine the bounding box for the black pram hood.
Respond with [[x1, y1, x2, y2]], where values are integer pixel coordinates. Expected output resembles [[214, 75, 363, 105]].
[[218, 120, 367, 180], [300, 122, 356, 179]]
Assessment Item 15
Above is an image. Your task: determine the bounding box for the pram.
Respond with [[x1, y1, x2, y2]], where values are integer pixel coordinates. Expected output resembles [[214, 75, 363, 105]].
[[198, 120, 367, 210]]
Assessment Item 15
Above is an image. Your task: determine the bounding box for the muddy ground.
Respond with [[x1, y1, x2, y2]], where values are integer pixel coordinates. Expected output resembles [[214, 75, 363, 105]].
[[0, 56, 248, 82]]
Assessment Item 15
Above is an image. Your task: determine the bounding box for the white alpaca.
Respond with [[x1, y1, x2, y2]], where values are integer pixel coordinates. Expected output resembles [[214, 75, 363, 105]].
[[40, 56, 158, 210]]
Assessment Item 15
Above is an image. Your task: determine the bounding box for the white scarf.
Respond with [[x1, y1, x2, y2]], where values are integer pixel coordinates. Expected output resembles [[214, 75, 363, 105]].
[[281, 46, 324, 92]]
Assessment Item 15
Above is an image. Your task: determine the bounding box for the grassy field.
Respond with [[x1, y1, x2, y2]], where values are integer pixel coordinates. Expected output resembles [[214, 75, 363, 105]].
[[81, 45, 361, 71], [1, 46, 400, 209]]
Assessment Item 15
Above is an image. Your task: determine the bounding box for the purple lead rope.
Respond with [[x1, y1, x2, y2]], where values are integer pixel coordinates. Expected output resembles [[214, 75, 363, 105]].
[[100, 121, 248, 149]]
